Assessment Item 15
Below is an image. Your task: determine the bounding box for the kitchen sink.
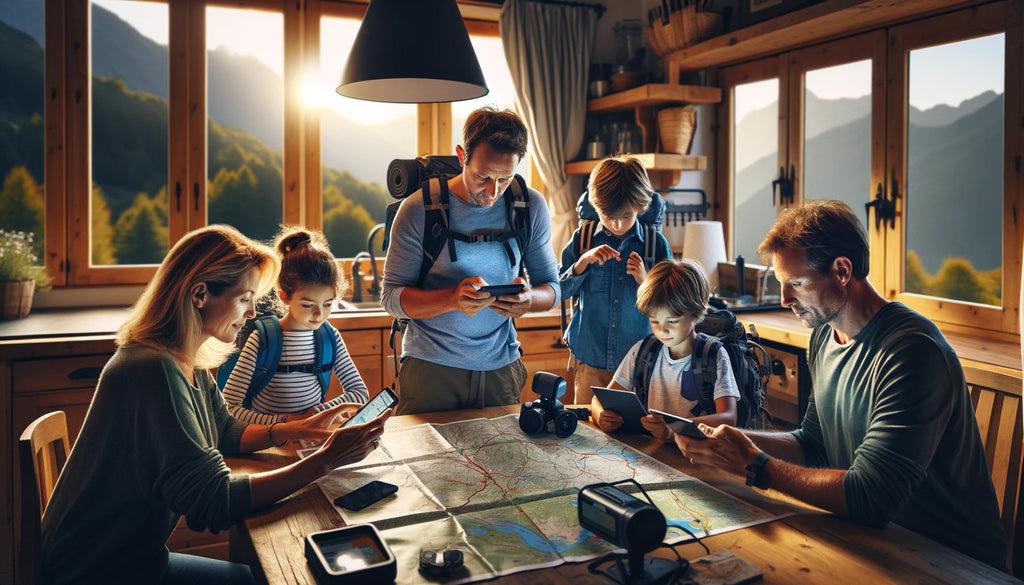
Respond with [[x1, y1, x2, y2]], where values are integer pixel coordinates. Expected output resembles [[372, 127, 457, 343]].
[[335, 300, 384, 312]]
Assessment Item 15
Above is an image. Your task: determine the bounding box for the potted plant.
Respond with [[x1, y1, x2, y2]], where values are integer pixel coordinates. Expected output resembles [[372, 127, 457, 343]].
[[0, 230, 52, 320]]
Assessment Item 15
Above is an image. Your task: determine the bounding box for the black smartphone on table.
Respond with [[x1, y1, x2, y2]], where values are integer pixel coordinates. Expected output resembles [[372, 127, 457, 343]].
[[649, 408, 708, 440], [478, 283, 524, 297], [340, 387, 398, 428], [334, 480, 398, 511]]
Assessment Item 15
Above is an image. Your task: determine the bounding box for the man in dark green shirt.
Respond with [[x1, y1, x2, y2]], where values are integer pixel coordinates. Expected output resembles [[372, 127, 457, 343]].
[[675, 200, 1006, 571]]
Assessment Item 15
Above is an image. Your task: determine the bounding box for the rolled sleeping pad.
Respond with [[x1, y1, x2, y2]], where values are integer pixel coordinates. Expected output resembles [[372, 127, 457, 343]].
[[386, 156, 462, 199]]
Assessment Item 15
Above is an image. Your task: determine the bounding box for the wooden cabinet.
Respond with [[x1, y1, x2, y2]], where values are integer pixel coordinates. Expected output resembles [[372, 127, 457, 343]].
[[1, 338, 115, 584], [326, 328, 384, 399], [759, 340, 809, 428], [565, 83, 721, 187]]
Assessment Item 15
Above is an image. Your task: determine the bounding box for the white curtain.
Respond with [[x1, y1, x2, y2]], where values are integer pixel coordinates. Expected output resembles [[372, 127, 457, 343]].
[[500, 0, 598, 253]]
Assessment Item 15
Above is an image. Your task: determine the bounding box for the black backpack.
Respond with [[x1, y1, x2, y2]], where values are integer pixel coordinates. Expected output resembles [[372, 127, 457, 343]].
[[383, 156, 532, 287], [631, 307, 770, 429]]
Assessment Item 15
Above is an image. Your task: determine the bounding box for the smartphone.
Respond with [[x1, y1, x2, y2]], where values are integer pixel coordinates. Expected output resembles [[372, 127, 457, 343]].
[[649, 408, 708, 440], [478, 283, 524, 297], [334, 480, 398, 511], [341, 387, 398, 428]]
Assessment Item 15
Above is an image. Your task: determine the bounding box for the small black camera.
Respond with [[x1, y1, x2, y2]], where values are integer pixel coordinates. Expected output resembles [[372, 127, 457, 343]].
[[577, 483, 666, 554], [519, 372, 578, 438]]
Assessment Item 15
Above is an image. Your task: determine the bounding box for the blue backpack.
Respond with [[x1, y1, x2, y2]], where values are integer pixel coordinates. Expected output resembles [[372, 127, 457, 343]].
[[575, 189, 668, 270], [216, 315, 336, 408]]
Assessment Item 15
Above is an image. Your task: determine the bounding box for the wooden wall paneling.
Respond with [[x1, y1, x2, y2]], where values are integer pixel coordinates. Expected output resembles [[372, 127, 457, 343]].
[[1, 358, 12, 582], [1005, 0, 1024, 336]]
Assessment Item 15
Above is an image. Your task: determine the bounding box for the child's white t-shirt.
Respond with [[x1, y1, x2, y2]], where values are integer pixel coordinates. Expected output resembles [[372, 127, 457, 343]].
[[612, 337, 740, 417]]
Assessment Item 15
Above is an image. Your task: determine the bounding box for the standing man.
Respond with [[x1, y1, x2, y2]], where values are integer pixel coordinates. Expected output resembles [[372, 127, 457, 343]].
[[381, 107, 559, 415], [677, 200, 1006, 570]]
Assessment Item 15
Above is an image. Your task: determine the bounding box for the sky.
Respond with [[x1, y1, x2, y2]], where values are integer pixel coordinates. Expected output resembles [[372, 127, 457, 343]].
[[95, 0, 1003, 127], [733, 33, 1003, 123]]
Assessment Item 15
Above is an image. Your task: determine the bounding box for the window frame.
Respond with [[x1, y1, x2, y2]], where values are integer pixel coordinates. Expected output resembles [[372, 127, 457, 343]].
[[884, 3, 1017, 334], [718, 3, 1021, 335]]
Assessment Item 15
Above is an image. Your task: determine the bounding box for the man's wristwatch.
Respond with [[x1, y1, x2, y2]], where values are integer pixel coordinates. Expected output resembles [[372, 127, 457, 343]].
[[745, 452, 771, 489]]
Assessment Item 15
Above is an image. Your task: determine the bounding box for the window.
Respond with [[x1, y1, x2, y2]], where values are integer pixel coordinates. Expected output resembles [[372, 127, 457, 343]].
[[902, 34, 1004, 307], [205, 5, 284, 244], [90, 0, 170, 266], [3, 1, 512, 289], [727, 75, 778, 263], [720, 5, 1015, 332], [452, 33, 532, 177], [318, 14, 415, 257], [0, 1, 46, 266]]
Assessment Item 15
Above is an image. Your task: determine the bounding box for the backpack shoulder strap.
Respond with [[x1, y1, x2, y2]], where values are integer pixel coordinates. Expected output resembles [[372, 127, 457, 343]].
[[578, 219, 598, 256], [642, 224, 658, 268], [691, 332, 720, 418], [507, 175, 532, 277], [312, 324, 337, 401], [243, 316, 283, 409], [632, 334, 662, 409], [418, 176, 451, 286]]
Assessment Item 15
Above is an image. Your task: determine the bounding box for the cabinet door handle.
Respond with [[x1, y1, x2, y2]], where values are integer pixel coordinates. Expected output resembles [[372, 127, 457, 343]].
[[68, 366, 103, 380]]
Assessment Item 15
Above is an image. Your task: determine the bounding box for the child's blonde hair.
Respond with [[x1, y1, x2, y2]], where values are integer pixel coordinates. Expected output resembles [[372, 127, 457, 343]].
[[636, 259, 710, 320], [587, 156, 653, 218]]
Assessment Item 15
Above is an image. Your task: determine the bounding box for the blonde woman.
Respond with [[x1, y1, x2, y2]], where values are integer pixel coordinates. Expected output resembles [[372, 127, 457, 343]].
[[40, 225, 389, 585]]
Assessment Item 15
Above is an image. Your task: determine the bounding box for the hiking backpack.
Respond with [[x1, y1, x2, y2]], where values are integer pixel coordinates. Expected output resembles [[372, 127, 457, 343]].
[[575, 189, 668, 269], [382, 156, 533, 287], [381, 156, 534, 375], [216, 315, 336, 408], [631, 307, 770, 429], [560, 190, 671, 338]]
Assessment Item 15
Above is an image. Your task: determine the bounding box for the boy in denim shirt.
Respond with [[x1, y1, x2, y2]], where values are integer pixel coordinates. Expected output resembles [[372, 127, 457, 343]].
[[559, 157, 672, 404]]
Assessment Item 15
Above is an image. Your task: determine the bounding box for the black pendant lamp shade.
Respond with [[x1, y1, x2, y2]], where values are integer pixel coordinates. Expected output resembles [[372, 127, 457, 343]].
[[337, 0, 489, 103]]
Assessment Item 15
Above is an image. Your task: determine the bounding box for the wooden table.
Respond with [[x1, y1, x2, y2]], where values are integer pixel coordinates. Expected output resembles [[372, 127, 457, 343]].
[[228, 406, 1021, 585]]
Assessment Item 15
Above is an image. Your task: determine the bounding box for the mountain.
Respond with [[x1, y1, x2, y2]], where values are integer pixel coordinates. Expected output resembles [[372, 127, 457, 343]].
[[734, 89, 996, 174], [734, 93, 1003, 274], [910, 91, 1000, 127]]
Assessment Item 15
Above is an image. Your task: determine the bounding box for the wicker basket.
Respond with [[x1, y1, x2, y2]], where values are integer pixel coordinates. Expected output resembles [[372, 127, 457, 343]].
[[646, 5, 723, 57], [658, 107, 697, 155], [0, 280, 34, 320]]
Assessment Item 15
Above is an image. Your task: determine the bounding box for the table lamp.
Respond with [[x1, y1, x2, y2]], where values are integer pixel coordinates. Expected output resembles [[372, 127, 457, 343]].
[[682, 220, 727, 288]]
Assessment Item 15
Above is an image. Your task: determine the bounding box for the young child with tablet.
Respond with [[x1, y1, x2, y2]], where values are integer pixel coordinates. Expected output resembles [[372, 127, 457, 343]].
[[591, 259, 739, 442], [221, 227, 370, 426]]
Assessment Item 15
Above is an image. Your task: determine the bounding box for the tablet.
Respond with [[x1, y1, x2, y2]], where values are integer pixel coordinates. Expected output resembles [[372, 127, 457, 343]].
[[649, 408, 708, 440], [591, 386, 649, 434]]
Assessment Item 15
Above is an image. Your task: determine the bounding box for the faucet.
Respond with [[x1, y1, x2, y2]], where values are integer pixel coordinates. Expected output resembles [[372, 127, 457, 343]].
[[366, 223, 386, 300], [351, 251, 372, 303]]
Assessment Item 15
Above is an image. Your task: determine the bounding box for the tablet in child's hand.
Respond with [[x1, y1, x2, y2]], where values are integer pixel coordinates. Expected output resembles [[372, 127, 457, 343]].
[[649, 408, 708, 440]]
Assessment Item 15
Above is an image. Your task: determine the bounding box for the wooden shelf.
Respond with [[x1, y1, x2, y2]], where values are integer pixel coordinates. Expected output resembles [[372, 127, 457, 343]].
[[588, 83, 721, 113], [565, 153, 706, 176], [666, 0, 985, 74]]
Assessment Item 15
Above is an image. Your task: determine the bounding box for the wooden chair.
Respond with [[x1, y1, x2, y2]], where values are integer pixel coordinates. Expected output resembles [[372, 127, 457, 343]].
[[18, 411, 71, 585], [965, 365, 1024, 576]]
